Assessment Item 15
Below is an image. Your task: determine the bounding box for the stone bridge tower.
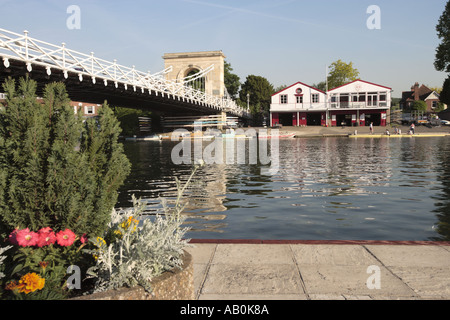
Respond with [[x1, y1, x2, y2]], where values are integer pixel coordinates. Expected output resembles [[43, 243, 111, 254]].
[[162, 51, 226, 98]]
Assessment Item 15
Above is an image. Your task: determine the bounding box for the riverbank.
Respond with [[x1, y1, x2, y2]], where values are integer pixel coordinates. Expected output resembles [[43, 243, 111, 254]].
[[122, 125, 450, 141], [272, 124, 450, 138]]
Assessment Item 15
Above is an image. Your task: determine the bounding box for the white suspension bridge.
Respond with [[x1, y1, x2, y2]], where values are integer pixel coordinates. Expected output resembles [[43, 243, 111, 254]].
[[0, 28, 249, 119]]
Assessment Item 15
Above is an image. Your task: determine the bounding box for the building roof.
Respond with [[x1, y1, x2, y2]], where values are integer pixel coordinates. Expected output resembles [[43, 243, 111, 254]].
[[271, 81, 326, 96], [400, 83, 438, 102], [327, 79, 392, 92]]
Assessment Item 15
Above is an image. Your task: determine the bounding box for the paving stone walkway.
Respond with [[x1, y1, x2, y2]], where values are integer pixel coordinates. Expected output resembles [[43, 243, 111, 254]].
[[186, 241, 450, 300]]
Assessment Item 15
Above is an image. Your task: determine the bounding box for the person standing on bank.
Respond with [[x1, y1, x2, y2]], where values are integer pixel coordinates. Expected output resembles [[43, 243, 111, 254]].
[[369, 122, 373, 134], [410, 123, 415, 135]]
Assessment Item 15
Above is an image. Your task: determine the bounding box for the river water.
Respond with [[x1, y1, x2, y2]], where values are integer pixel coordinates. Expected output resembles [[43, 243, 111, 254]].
[[116, 136, 450, 241]]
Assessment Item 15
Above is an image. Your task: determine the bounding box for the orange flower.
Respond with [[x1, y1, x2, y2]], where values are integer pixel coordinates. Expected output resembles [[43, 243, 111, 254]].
[[17, 273, 45, 294], [5, 280, 19, 291]]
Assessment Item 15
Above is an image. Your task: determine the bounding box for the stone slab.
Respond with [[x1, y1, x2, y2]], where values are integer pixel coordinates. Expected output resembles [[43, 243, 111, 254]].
[[299, 265, 416, 297], [291, 244, 378, 266], [212, 244, 294, 265], [388, 266, 450, 298], [365, 245, 450, 267], [201, 264, 305, 295], [186, 243, 216, 264]]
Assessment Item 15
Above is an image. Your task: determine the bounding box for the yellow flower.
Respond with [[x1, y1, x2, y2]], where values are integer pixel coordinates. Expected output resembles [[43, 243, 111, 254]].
[[95, 237, 106, 247], [120, 216, 139, 232], [17, 273, 45, 294], [113, 216, 139, 239], [92, 237, 107, 260]]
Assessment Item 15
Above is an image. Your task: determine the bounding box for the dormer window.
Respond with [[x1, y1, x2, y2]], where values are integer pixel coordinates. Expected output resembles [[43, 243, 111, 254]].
[[280, 95, 288, 104]]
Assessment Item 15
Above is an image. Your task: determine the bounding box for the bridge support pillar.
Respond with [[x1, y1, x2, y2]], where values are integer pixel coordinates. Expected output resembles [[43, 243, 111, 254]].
[[218, 111, 227, 131]]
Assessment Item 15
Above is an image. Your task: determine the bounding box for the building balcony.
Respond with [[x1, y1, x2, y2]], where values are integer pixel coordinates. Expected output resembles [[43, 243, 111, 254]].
[[330, 101, 389, 109], [270, 101, 389, 112]]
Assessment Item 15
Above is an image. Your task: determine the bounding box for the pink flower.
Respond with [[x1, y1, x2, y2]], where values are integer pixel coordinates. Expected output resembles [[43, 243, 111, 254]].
[[56, 229, 76, 247], [16, 228, 39, 247], [80, 233, 88, 244], [37, 227, 56, 247]]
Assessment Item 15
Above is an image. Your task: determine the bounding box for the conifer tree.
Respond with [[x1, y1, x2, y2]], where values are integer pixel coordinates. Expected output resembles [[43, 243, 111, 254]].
[[0, 77, 130, 238]]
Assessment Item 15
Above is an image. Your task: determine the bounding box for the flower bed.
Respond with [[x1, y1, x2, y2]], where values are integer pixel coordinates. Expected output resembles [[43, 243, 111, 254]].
[[71, 250, 193, 300]]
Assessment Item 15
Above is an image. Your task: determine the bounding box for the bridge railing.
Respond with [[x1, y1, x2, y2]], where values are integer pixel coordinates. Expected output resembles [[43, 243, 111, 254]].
[[0, 28, 249, 118]]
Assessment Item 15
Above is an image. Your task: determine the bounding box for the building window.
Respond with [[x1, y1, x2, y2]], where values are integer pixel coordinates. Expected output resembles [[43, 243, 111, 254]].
[[280, 95, 288, 104], [296, 96, 303, 104], [312, 94, 319, 103], [379, 94, 386, 101], [432, 101, 438, 109], [359, 94, 366, 102], [85, 105, 95, 115]]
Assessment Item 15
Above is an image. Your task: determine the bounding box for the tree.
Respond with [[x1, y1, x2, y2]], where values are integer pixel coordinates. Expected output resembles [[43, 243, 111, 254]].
[[327, 60, 360, 90], [434, 1, 450, 73], [0, 77, 130, 239], [440, 76, 450, 106], [435, 1, 450, 106], [412, 100, 427, 112], [113, 106, 153, 136], [312, 81, 327, 92], [428, 86, 443, 94], [274, 84, 288, 93], [239, 75, 274, 115], [224, 61, 241, 100]]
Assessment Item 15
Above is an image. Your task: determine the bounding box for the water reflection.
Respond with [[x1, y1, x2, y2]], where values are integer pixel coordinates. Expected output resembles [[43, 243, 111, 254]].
[[430, 137, 450, 241], [117, 136, 450, 241]]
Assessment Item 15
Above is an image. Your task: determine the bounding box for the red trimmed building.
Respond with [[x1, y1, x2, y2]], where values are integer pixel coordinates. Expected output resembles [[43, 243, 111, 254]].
[[270, 79, 392, 127]]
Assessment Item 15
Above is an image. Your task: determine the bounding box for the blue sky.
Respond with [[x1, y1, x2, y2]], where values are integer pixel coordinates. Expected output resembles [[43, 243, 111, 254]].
[[0, 0, 447, 97]]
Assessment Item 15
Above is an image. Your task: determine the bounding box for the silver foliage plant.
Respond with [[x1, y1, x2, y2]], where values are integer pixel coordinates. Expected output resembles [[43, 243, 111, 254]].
[[0, 246, 12, 280], [86, 164, 201, 294]]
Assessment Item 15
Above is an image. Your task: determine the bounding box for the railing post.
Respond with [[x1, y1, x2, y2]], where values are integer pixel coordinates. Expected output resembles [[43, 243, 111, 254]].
[[23, 30, 29, 61], [91, 52, 94, 74], [62, 42, 66, 70]]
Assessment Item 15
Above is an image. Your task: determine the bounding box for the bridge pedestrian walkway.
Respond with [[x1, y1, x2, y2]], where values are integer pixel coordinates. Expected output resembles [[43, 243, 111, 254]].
[[186, 240, 450, 300]]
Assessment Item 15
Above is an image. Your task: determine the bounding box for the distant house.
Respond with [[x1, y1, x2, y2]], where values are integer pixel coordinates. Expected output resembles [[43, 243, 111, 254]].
[[71, 101, 101, 117], [400, 82, 443, 112], [0, 93, 100, 118], [270, 79, 391, 127]]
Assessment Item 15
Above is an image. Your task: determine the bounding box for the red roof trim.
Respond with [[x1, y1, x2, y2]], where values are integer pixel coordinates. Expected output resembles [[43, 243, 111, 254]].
[[328, 79, 392, 91], [272, 81, 326, 96]]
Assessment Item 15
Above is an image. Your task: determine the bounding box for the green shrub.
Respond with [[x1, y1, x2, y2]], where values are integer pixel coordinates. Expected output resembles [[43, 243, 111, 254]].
[[0, 76, 131, 239], [412, 100, 427, 112]]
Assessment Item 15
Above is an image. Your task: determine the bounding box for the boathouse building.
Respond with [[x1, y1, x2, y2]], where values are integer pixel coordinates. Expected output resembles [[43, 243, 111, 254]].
[[270, 79, 392, 127]]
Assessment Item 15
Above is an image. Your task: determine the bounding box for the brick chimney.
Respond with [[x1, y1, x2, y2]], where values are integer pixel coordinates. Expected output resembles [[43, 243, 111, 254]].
[[413, 82, 420, 100]]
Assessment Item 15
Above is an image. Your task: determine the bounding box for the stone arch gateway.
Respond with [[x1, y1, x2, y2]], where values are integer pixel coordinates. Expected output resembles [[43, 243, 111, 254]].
[[163, 51, 226, 98]]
